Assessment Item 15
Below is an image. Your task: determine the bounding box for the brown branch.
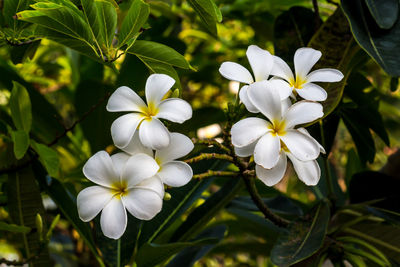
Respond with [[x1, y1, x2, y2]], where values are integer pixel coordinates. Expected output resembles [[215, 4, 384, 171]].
[[47, 92, 110, 146], [193, 170, 239, 180], [184, 153, 234, 164], [192, 138, 231, 153]]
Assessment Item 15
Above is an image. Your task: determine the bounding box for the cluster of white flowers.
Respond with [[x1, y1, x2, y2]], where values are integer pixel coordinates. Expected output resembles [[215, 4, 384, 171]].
[[220, 46, 343, 186], [77, 74, 193, 239]]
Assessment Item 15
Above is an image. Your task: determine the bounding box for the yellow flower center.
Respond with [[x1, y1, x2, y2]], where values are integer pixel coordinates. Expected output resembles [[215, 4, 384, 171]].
[[268, 120, 287, 136], [289, 75, 306, 89], [140, 102, 159, 120], [110, 181, 128, 199]]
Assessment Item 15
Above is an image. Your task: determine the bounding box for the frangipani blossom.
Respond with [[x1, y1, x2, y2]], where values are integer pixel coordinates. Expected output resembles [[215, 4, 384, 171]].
[[271, 47, 344, 101], [255, 128, 325, 186], [231, 81, 324, 170], [219, 45, 291, 112], [123, 132, 194, 187], [107, 74, 192, 150], [77, 151, 164, 239]]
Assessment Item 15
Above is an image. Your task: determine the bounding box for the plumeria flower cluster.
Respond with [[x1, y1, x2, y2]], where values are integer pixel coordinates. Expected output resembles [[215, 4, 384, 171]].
[[221, 46, 343, 187], [77, 74, 193, 239]]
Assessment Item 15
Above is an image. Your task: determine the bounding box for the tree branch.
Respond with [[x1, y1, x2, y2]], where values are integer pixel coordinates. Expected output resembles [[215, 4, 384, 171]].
[[184, 153, 234, 164], [193, 170, 239, 180]]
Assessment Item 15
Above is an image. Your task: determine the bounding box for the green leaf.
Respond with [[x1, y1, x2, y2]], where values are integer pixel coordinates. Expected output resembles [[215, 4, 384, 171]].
[[170, 178, 243, 242], [271, 201, 330, 266], [8, 165, 51, 265], [342, 0, 400, 76], [31, 140, 59, 177], [136, 237, 219, 267], [118, 0, 149, 48], [10, 81, 32, 132], [95, 0, 117, 47], [187, 0, 220, 37], [365, 0, 398, 29], [308, 8, 364, 118], [128, 40, 191, 69], [0, 221, 31, 233], [79, 0, 102, 44], [11, 130, 30, 160], [2, 0, 31, 30]]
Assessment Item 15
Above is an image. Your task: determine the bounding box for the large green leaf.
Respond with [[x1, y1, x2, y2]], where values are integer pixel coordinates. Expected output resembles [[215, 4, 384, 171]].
[[308, 8, 363, 118], [187, 0, 221, 37], [128, 40, 191, 69], [271, 201, 330, 266], [136, 237, 220, 267], [342, 0, 400, 76], [2, 0, 31, 30], [10, 81, 32, 133], [118, 0, 149, 48], [11, 130, 30, 160], [7, 165, 50, 266], [365, 0, 399, 29], [79, 0, 102, 42], [95, 0, 117, 48]]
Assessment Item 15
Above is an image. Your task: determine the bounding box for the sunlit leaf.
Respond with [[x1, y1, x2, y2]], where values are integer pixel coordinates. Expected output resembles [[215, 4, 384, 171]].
[[11, 130, 30, 160]]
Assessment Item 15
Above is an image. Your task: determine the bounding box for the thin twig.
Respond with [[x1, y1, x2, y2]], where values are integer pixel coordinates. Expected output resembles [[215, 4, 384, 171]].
[[184, 153, 234, 164], [193, 170, 239, 180], [312, 0, 321, 29], [192, 138, 231, 153]]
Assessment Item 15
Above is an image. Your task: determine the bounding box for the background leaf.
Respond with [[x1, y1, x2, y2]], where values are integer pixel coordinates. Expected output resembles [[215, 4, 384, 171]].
[[10, 81, 32, 133], [11, 130, 30, 160]]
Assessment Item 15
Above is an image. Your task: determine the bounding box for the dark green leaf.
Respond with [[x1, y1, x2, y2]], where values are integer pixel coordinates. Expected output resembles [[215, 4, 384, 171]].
[[365, 0, 398, 29], [187, 0, 220, 37], [128, 40, 191, 69], [79, 0, 102, 42], [308, 8, 363, 118], [31, 140, 59, 177], [2, 0, 31, 30], [136, 237, 219, 267], [95, 0, 117, 47], [271, 201, 330, 266], [11, 130, 30, 160], [342, 0, 400, 76], [118, 0, 149, 48], [390, 77, 399, 92], [10, 81, 32, 132], [0, 221, 31, 233], [7, 165, 50, 265]]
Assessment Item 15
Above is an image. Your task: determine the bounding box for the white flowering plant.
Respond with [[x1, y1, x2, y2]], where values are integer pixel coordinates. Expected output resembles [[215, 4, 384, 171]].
[[1, 1, 399, 266]]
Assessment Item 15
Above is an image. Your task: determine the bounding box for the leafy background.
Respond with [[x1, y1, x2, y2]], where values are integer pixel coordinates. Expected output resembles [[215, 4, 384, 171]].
[[0, 0, 400, 266]]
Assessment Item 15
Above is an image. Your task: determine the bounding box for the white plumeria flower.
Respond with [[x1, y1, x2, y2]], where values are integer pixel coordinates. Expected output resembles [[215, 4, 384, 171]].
[[122, 132, 194, 187], [219, 45, 291, 112], [231, 81, 324, 170], [77, 151, 164, 239], [107, 74, 192, 150], [255, 127, 325, 186], [271, 47, 344, 101]]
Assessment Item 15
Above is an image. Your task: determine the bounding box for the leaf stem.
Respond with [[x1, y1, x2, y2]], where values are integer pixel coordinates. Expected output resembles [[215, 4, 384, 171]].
[[117, 238, 121, 267]]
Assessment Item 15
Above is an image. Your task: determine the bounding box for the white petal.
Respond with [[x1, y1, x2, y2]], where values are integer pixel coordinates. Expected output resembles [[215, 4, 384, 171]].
[[234, 139, 258, 157], [270, 55, 294, 81], [155, 132, 193, 163], [77, 186, 113, 222], [256, 153, 287, 186], [306, 69, 344, 83], [110, 152, 130, 179], [254, 132, 280, 169], [287, 153, 321, 186], [296, 83, 327, 101], [294, 48, 322, 79], [156, 98, 192, 123], [219, 62, 254, 84], [284, 101, 323, 128], [247, 81, 282, 121], [106, 86, 146, 112], [135, 175, 165, 198], [83, 151, 119, 187], [280, 130, 320, 161], [123, 153, 160, 188], [111, 113, 144, 148], [145, 74, 175, 105], [100, 197, 127, 239], [139, 118, 170, 150], [231, 117, 269, 147], [269, 78, 292, 100], [122, 177, 163, 220], [246, 45, 273, 82], [297, 128, 326, 154], [239, 85, 259, 113], [281, 98, 292, 114], [158, 161, 193, 187], [121, 131, 152, 157]]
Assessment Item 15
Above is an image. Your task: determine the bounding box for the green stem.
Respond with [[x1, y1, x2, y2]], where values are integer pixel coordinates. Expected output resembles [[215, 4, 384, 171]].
[[319, 120, 335, 200], [117, 238, 121, 267], [129, 222, 143, 266]]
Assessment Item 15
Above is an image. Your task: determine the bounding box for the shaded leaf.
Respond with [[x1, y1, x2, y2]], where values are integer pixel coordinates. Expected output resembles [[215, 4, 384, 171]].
[[271, 201, 330, 266], [10, 81, 32, 132], [31, 140, 59, 178], [187, 0, 220, 37], [0, 221, 31, 233], [11, 130, 30, 160], [95, 0, 117, 47], [365, 0, 398, 29]]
